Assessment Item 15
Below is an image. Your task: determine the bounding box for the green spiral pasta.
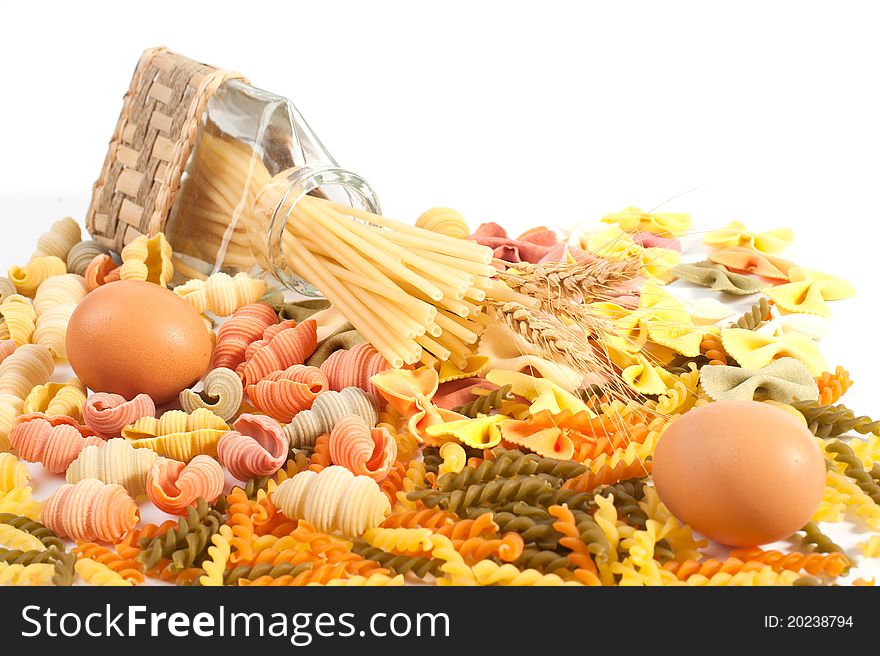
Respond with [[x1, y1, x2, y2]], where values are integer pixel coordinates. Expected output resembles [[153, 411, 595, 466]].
[[350, 540, 443, 579], [223, 562, 313, 585], [0, 513, 65, 551], [731, 296, 771, 330], [51, 550, 77, 586], [513, 547, 571, 573], [799, 522, 845, 554], [438, 450, 583, 492], [793, 401, 880, 439], [421, 447, 443, 475], [0, 547, 60, 566], [410, 477, 555, 515], [470, 508, 560, 551], [137, 499, 223, 571], [214, 475, 272, 513], [452, 385, 515, 418], [825, 440, 880, 505]]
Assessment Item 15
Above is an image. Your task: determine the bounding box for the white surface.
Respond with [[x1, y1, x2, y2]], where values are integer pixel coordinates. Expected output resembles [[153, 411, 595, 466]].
[[1, 1, 879, 583]]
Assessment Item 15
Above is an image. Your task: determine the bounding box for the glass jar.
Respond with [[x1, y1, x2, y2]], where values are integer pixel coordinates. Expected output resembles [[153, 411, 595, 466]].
[[165, 79, 380, 296]]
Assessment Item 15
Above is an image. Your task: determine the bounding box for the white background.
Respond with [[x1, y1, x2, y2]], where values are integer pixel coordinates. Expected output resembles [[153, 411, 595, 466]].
[[1, 1, 879, 582]]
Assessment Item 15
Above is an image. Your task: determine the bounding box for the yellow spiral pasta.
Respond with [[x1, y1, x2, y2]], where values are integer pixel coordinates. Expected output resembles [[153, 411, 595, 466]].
[[0, 294, 36, 346], [415, 207, 470, 239], [23, 377, 88, 422], [858, 535, 880, 558], [0, 394, 24, 453], [438, 442, 467, 476], [199, 525, 234, 586], [32, 217, 82, 260], [314, 574, 405, 586], [8, 256, 66, 297], [0, 343, 55, 400], [121, 408, 229, 440], [0, 453, 29, 492], [0, 562, 56, 586], [74, 557, 134, 586], [66, 438, 160, 497], [470, 560, 577, 586], [0, 523, 46, 551], [32, 273, 88, 316], [273, 466, 391, 537], [174, 272, 268, 316], [119, 233, 174, 287]]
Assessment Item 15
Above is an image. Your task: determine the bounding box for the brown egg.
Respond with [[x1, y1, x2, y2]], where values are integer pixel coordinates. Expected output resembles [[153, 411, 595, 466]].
[[66, 280, 213, 404], [652, 400, 825, 546]]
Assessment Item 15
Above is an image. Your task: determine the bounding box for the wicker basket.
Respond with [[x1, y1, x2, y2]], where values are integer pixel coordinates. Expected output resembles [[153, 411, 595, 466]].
[[86, 47, 246, 252]]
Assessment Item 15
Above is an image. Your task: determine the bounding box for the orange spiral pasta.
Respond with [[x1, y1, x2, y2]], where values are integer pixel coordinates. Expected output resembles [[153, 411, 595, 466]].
[[380, 508, 459, 532], [113, 520, 177, 561], [329, 415, 397, 481], [245, 364, 327, 422], [549, 504, 601, 585], [73, 542, 144, 584], [10, 413, 103, 473], [662, 558, 766, 580], [286, 521, 387, 576], [379, 461, 408, 506], [815, 366, 853, 406], [700, 333, 728, 366], [238, 562, 352, 586], [83, 392, 156, 439], [237, 320, 318, 387], [217, 414, 288, 481], [42, 478, 139, 542], [212, 303, 278, 371], [319, 343, 391, 397], [729, 547, 851, 577], [562, 458, 652, 493], [455, 532, 525, 563], [83, 254, 121, 291], [146, 455, 225, 514], [308, 434, 332, 472]]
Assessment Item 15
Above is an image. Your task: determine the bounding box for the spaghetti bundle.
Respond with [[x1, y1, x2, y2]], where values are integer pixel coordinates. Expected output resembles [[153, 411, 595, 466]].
[[170, 129, 530, 369]]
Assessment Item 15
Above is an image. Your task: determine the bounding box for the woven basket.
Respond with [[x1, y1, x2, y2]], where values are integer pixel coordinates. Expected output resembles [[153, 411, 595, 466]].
[[86, 47, 246, 252]]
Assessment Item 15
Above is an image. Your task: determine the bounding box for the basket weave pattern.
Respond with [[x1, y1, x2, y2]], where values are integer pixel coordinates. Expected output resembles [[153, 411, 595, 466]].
[[86, 47, 244, 252]]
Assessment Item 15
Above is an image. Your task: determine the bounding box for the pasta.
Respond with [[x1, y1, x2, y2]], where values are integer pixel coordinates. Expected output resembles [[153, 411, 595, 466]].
[[824, 439, 880, 504], [707, 247, 794, 280], [246, 364, 327, 422], [0, 340, 14, 365], [0, 453, 28, 492], [671, 260, 767, 295], [119, 232, 174, 287], [72, 542, 143, 584], [0, 294, 37, 346], [237, 320, 319, 387], [699, 332, 728, 366], [731, 296, 771, 330], [284, 387, 380, 449], [32, 217, 82, 260], [66, 240, 110, 276], [146, 455, 225, 514], [857, 535, 880, 558], [174, 271, 267, 316], [698, 357, 819, 403], [453, 384, 515, 418], [74, 556, 134, 586], [10, 413, 103, 473], [765, 267, 856, 317], [815, 367, 852, 406], [272, 466, 391, 536], [415, 207, 471, 239], [83, 392, 156, 438], [179, 367, 244, 421], [83, 254, 121, 291], [33, 302, 77, 357], [130, 428, 226, 462], [0, 277, 16, 304], [66, 438, 159, 497], [438, 442, 467, 476], [23, 377, 88, 421], [0, 562, 57, 585], [8, 256, 66, 297], [328, 415, 397, 481], [217, 414, 288, 481], [793, 401, 880, 439], [121, 407, 228, 440], [720, 328, 827, 375], [212, 303, 278, 370], [600, 206, 692, 237], [729, 547, 851, 577], [703, 221, 794, 254], [319, 343, 391, 397], [32, 273, 88, 316], [42, 478, 139, 542], [0, 486, 41, 520], [580, 227, 680, 285]]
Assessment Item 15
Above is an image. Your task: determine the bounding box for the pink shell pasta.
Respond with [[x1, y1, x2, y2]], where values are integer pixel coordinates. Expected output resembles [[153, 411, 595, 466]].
[[320, 343, 391, 397], [10, 413, 103, 473], [83, 393, 156, 439], [84, 254, 121, 291], [217, 413, 287, 481], [212, 303, 278, 371], [246, 364, 327, 422], [146, 455, 224, 515], [329, 415, 397, 481], [237, 319, 318, 387], [41, 478, 139, 542]]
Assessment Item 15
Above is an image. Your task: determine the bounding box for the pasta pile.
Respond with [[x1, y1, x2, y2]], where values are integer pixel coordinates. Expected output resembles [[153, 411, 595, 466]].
[[0, 209, 876, 588]]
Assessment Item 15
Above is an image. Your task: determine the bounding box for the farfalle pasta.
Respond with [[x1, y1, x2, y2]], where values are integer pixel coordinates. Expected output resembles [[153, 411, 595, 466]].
[[0, 294, 36, 346], [329, 415, 397, 481], [720, 328, 827, 375], [32, 217, 82, 260], [671, 261, 768, 295], [146, 455, 225, 514], [119, 233, 174, 287], [703, 221, 795, 254], [10, 413, 103, 473], [217, 414, 287, 481], [83, 392, 156, 439], [579, 226, 680, 284], [699, 358, 820, 403], [273, 466, 391, 536], [42, 478, 139, 542], [600, 206, 693, 237], [174, 271, 267, 316], [765, 267, 856, 317], [66, 438, 159, 497], [707, 247, 794, 280], [179, 367, 244, 422], [8, 256, 66, 297], [246, 364, 327, 422]]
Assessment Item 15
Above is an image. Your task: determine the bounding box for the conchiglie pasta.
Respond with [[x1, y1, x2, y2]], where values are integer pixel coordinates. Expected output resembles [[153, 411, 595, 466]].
[[10, 413, 103, 473], [174, 272, 268, 316], [32, 217, 82, 260], [217, 414, 288, 481], [0, 393, 24, 452], [119, 233, 174, 287], [0, 452, 28, 492], [83, 393, 157, 439], [329, 415, 397, 481], [66, 240, 110, 277], [23, 377, 88, 422], [32, 273, 88, 316], [146, 455, 224, 514], [42, 478, 139, 543], [33, 302, 77, 358], [179, 368, 243, 422], [0, 294, 36, 346], [8, 256, 66, 297], [272, 466, 391, 537], [130, 429, 226, 462], [121, 407, 229, 440], [0, 344, 55, 400], [66, 438, 159, 497], [246, 364, 327, 422], [415, 207, 470, 239]]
